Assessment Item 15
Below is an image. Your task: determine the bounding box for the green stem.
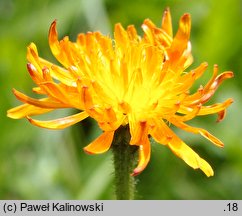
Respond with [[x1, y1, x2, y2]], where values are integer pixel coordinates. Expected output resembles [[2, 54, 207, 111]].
[[112, 126, 139, 200]]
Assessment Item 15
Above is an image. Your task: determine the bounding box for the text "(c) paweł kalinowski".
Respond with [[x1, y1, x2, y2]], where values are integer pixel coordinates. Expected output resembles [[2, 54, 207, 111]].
[[20, 202, 104, 212]]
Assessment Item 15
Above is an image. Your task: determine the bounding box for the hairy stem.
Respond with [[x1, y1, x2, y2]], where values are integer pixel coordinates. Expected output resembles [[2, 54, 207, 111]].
[[112, 126, 138, 200]]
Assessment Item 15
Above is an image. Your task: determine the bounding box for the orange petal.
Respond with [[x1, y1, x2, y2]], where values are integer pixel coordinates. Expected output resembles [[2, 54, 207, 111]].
[[26, 62, 42, 84], [12, 89, 70, 109], [32, 87, 46, 94], [48, 21, 75, 68], [39, 58, 76, 86], [203, 64, 219, 92], [80, 85, 93, 109], [175, 13, 191, 43], [180, 98, 233, 117], [142, 19, 155, 44], [182, 40, 193, 67], [142, 19, 173, 47], [83, 131, 114, 154], [98, 115, 125, 132], [168, 139, 214, 177], [39, 82, 70, 104], [183, 65, 218, 105], [118, 101, 131, 114], [216, 109, 226, 122], [161, 7, 173, 37], [48, 20, 60, 57], [27, 111, 89, 129], [127, 25, 138, 41], [198, 98, 233, 115], [199, 129, 224, 147], [169, 13, 191, 62], [152, 119, 214, 177], [149, 119, 168, 145], [170, 119, 224, 147], [105, 107, 117, 122], [176, 104, 201, 122], [7, 104, 52, 119], [192, 62, 208, 80], [199, 71, 234, 104], [42, 66, 52, 81], [129, 118, 148, 145], [77, 33, 86, 46], [27, 43, 42, 73], [114, 23, 129, 50], [184, 67, 233, 106], [177, 62, 207, 92], [132, 138, 151, 176]]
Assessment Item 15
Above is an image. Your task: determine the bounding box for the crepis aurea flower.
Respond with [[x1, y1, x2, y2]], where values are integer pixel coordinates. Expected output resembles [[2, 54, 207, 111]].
[[7, 8, 233, 177]]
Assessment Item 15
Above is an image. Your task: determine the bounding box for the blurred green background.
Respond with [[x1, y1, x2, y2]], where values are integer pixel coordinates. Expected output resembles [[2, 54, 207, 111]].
[[0, 0, 241, 199]]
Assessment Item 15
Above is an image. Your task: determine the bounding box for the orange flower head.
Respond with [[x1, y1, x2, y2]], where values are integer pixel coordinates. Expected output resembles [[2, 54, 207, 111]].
[[7, 8, 233, 176]]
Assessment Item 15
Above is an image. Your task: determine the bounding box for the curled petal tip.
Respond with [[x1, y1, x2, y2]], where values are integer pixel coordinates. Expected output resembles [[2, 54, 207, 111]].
[[220, 71, 234, 80], [163, 7, 171, 18], [48, 19, 60, 57], [229, 71, 234, 78], [131, 168, 142, 177], [26, 116, 32, 123], [12, 88, 17, 94], [227, 98, 234, 105], [28, 42, 36, 49], [205, 168, 214, 177], [179, 13, 191, 31], [181, 13, 191, 21], [26, 63, 36, 75], [164, 7, 170, 12], [26, 62, 32, 69], [83, 147, 95, 155], [49, 20, 58, 41], [216, 110, 226, 123], [131, 142, 151, 176], [50, 19, 57, 32], [203, 62, 208, 67], [51, 19, 57, 25]]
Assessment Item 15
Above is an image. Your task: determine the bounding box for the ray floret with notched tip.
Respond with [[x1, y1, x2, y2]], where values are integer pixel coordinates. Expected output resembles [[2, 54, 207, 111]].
[[7, 8, 233, 177]]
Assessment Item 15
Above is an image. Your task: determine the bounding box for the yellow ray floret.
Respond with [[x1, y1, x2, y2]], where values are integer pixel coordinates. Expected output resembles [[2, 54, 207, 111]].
[[7, 8, 233, 176]]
